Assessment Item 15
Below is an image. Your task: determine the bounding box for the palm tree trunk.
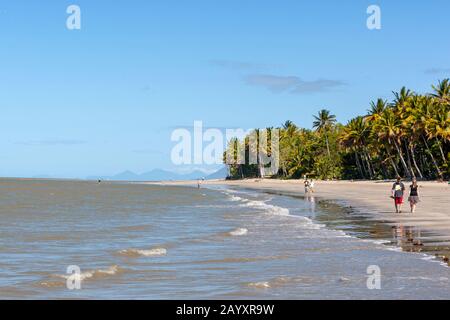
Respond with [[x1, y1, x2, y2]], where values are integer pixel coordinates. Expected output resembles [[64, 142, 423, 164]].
[[380, 161, 388, 178], [404, 140, 416, 178], [386, 146, 399, 178], [422, 135, 443, 179], [410, 145, 423, 179], [363, 148, 375, 178], [325, 133, 331, 158], [390, 158, 400, 177], [355, 152, 365, 178], [257, 151, 264, 178], [392, 139, 411, 178], [358, 151, 369, 178], [419, 153, 428, 178], [437, 138, 446, 163], [363, 152, 374, 179], [365, 149, 376, 177]]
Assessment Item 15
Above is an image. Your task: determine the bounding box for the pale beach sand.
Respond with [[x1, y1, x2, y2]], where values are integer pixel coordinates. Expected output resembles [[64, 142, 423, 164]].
[[148, 179, 450, 239]]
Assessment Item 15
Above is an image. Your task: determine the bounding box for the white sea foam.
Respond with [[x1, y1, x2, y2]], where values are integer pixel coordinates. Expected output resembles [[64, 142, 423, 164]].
[[385, 246, 403, 252], [229, 228, 248, 236], [419, 254, 449, 268], [222, 188, 243, 195], [97, 265, 121, 275], [300, 217, 326, 230], [56, 265, 121, 282], [240, 200, 291, 217], [248, 281, 271, 289], [229, 195, 246, 202], [421, 255, 436, 261], [119, 248, 167, 257], [226, 187, 450, 270], [372, 240, 392, 245]]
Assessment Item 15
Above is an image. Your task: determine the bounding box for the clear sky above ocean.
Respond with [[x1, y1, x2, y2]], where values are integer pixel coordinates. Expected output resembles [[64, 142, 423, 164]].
[[0, 0, 449, 178]]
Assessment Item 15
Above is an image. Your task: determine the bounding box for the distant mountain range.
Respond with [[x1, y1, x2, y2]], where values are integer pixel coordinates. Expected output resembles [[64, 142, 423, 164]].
[[86, 167, 228, 181]]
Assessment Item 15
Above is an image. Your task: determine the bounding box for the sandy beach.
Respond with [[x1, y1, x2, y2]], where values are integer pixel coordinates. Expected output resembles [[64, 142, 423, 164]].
[[150, 179, 450, 240]]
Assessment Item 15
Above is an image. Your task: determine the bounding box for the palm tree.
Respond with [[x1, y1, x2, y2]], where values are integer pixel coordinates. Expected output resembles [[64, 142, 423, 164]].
[[313, 109, 337, 158], [429, 103, 450, 162], [375, 108, 412, 178], [392, 87, 414, 111], [431, 79, 450, 103], [433, 105, 450, 143], [224, 137, 246, 179], [367, 99, 388, 120], [414, 96, 444, 178], [340, 117, 372, 178], [403, 95, 425, 178], [283, 120, 297, 130], [225, 80, 449, 181]]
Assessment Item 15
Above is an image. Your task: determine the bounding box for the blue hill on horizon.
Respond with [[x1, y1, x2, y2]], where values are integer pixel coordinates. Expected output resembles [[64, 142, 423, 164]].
[[86, 167, 228, 181]]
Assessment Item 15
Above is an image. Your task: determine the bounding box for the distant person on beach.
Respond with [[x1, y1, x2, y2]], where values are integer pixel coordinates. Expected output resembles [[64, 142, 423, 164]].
[[408, 178, 420, 213], [304, 179, 310, 193], [309, 179, 315, 193], [197, 179, 201, 189], [391, 177, 406, 213]]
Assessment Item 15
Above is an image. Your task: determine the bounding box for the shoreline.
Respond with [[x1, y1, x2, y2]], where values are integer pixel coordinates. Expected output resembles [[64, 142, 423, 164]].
[[3, 178, 450, 299], [147, 179, 450, 249]]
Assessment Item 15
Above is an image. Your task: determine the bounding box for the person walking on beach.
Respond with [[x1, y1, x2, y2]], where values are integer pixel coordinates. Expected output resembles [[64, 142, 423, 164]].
[[408, 178, 420, 213], [391, 177, 406, 213], [304, 179, 310, 194], [309, 179, 315, 193]]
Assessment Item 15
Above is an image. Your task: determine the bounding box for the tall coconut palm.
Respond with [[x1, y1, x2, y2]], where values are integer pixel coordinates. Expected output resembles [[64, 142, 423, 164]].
[[224, 80, 450, 181], [429, 103, 450, 162], [403, 95, 425, 178], [431, 79, 450, 103], [392, 87, 414, 111], [367, 99, 388, 120], [282, 120, 297, 130], [313, 109, 337, 158], [415, 96, 444, 178], [375, 108, 411, 178], [340, 117, 372, 178]]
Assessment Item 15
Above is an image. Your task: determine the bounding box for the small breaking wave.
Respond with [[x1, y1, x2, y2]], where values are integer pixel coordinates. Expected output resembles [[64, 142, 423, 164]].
[[40, 265, 122, 287], [247, 276, 325, 290], [229, 228, 248, 236], [229, 195, 247, 202], [247, 277, 290, 290], [60, 265, 121, 280], [248, 281, 271, 289], [420, 254, 449, 268], [240, 200, 291, 216], [118, 247, 167, 257]]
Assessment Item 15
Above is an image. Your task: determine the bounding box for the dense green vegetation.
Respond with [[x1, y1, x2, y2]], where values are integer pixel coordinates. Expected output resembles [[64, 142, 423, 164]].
[[225, 80, 450, 180]]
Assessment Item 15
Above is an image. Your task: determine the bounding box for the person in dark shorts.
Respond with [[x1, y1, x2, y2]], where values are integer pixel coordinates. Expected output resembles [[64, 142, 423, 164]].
[[408, 178, 420, 213], [391, 177, 406, 213]]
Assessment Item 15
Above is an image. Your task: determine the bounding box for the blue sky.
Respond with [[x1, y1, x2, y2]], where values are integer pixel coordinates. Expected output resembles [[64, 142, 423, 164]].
[[0, 0, 449, 178]]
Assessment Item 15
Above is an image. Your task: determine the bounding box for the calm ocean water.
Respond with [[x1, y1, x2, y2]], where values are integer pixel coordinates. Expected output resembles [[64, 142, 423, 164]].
[[1, 179, 450, 299]]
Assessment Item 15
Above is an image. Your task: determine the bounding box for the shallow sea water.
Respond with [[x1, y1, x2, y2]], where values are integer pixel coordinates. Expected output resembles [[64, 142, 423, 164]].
[[1, 179, 449, 299]]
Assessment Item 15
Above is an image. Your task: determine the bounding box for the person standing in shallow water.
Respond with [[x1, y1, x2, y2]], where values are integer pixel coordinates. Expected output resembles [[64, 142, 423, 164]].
[[408, 178, 420, 213], [391, 177, 406, 213]]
